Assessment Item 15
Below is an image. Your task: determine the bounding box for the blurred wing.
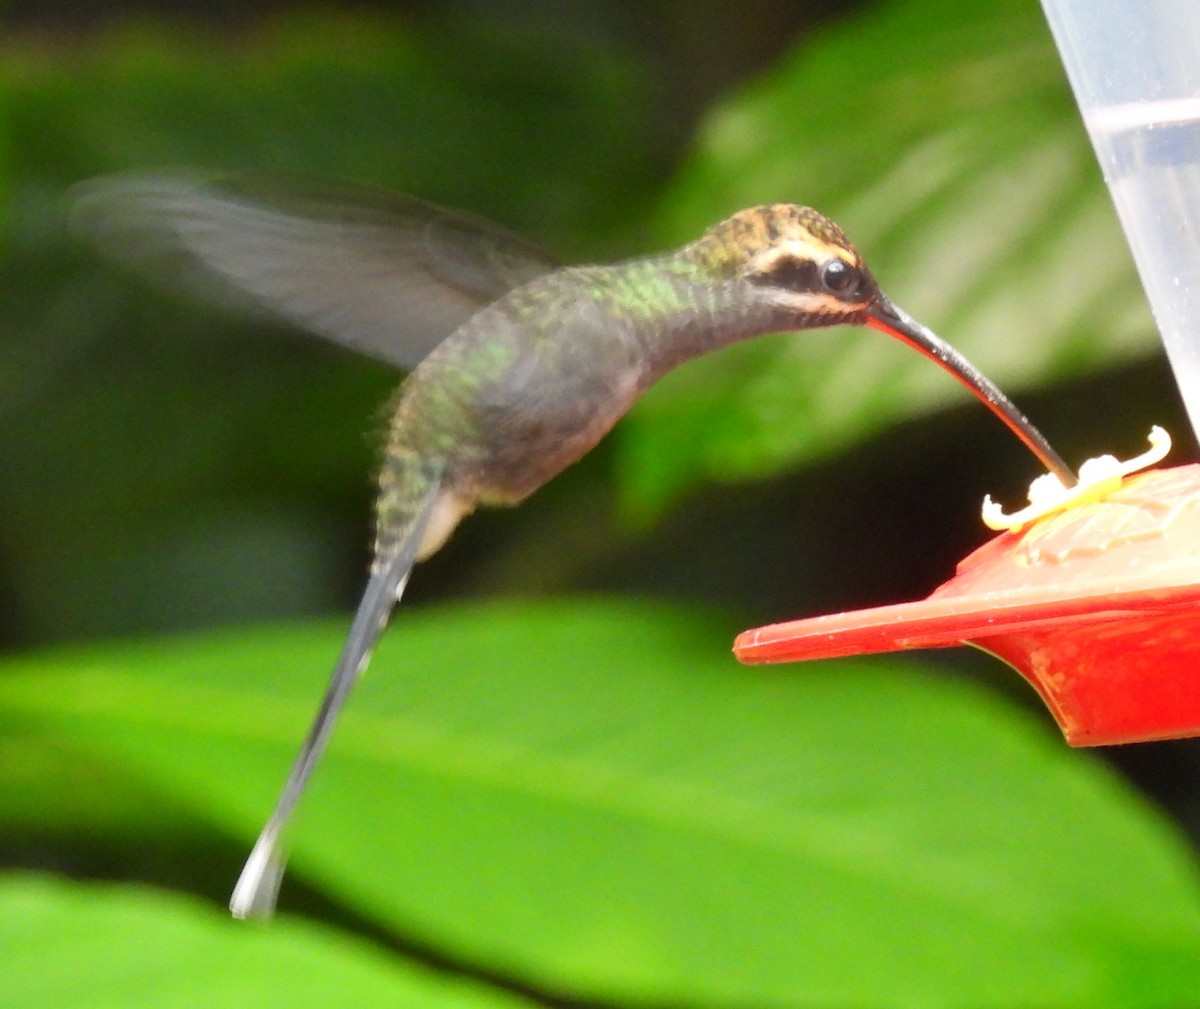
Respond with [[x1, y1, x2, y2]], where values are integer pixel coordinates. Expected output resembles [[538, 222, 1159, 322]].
[[69, 172, 561, 369]]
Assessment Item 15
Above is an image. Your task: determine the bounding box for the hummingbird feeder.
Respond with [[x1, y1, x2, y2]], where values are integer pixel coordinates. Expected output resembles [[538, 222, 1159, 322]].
[[736, 433, 1200, 746]]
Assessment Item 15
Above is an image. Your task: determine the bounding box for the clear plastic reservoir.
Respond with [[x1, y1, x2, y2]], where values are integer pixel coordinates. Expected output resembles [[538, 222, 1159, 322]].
[[1040, 1, 1200, 431]]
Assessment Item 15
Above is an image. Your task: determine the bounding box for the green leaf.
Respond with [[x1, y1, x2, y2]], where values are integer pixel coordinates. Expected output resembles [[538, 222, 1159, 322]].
[[621, 0, 1157, 515], [3, 872, 534, 1009], [3, 600, 1198, 1007]]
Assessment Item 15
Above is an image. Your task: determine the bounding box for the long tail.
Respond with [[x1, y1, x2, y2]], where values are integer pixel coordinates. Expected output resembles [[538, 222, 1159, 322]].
[[230, 475, 443, 919]]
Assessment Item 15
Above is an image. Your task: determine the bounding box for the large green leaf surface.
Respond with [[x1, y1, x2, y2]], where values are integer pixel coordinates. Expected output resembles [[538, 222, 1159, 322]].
[[622, 0, 1158, 515], [5, 872, 534, 1009], [3, 600, 1199, 1007]]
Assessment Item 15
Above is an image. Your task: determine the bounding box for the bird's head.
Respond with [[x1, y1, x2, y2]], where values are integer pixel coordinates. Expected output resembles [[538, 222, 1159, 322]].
[[688, 204, 1076, 487], [691, 204, 878, 326]]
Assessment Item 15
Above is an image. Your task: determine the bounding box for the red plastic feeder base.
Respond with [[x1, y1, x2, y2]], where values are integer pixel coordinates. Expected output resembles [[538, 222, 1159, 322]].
[[734, 464, 1200, 746]]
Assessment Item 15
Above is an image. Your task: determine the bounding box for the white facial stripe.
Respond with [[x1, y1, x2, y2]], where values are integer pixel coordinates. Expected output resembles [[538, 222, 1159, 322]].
[[752, 237, 853, 274], [767, 289, 854, 315]]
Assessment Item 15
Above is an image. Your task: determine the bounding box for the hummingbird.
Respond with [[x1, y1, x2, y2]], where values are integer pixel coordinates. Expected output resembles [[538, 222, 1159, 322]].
[[71, 172, 1076, 919]]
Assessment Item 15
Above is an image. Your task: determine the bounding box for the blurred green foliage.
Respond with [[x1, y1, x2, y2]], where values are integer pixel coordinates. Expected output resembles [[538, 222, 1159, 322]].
[[6, 602, 1200, 1006], [1, 2, 1198, 1007], [9, 873, 536, 1009]]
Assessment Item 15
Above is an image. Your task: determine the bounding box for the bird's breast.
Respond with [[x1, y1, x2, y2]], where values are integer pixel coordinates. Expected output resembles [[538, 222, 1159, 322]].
[[395, 289, 650, 505], [470, 337, 646, 504]]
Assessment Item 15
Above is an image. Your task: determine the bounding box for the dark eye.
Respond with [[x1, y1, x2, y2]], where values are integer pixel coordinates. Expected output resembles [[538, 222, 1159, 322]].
[[820, 259, 861, 297]]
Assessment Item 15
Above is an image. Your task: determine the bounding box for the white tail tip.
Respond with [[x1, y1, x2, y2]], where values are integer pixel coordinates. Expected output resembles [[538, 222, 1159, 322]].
[[229, 831, 288, 920]]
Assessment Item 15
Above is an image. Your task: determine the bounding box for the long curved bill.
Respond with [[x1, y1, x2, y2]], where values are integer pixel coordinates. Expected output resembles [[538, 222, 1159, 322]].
[[864, 295, 1077, 488]]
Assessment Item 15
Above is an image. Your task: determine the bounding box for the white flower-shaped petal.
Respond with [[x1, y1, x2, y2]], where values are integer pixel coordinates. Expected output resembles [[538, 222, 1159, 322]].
[[982, 426, 1172, 531]]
